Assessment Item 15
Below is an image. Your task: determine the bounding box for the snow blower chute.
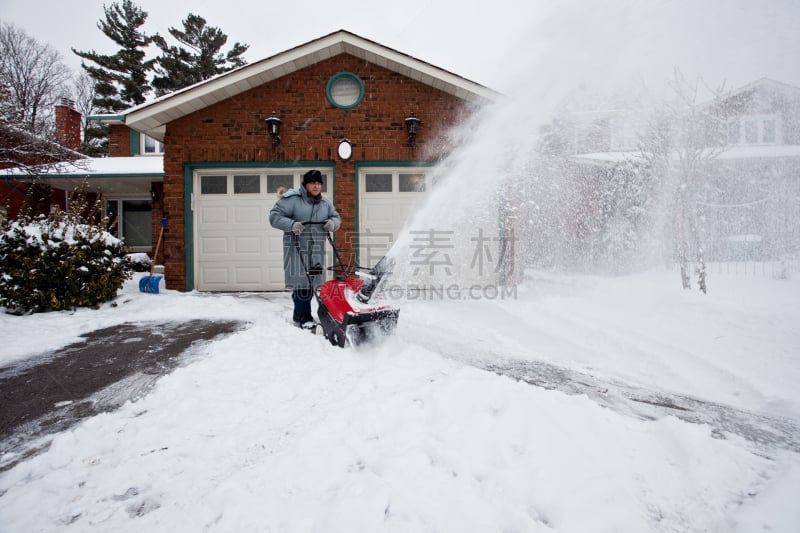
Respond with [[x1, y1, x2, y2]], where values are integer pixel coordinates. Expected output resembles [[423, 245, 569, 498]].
[[293, 222, 399, 348]]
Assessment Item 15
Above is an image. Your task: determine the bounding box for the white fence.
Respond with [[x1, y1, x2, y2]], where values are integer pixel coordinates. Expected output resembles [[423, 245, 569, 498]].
[[683, 259, 800, 278]]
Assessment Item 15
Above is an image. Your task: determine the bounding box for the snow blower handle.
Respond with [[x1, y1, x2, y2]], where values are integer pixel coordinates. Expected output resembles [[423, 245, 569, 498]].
[[296, 221, 350, 277]]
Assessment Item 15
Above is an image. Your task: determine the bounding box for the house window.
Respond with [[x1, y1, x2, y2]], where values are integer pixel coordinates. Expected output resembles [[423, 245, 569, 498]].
[[729, 115, 782, 145], [141, 134, 164, 154], [763, 119, 776, 143], [106, 199, 152, 250], [326, 72, 365, 109], [744, 120, 758, 143], [610, 116, 637, 150], [727, 120, 740, 144]]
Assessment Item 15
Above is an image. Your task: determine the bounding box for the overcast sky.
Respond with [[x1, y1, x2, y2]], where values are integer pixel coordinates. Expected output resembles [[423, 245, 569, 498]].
[[2, 0, 799, 96]]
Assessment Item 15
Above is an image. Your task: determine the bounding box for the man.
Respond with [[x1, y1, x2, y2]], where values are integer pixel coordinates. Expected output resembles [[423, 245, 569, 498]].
[[269, 170, 341, 328]]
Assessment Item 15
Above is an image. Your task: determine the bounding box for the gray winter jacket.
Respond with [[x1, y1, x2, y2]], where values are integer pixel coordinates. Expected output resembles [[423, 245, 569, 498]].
[[268, 186, 341, 289]]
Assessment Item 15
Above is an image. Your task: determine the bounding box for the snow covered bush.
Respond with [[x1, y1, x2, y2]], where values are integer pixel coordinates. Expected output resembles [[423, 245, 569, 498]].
[[0, 190, 131, 314]]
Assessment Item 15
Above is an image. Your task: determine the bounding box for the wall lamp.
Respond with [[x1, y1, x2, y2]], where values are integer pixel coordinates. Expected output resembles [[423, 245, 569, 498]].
[[405, 112, 421, 147], [265, 111, 282, 147]]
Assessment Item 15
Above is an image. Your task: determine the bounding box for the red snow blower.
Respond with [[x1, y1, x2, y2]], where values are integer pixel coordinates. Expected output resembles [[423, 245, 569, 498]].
[[293, 223, 399, 348]]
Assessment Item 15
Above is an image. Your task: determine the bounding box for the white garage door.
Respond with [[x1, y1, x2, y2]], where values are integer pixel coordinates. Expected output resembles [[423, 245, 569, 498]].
[[194, 169, 333, 291], [358, 168, 431, 267]]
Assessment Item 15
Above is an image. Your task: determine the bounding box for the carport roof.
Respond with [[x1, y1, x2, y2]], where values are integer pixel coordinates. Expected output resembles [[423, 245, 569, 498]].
[[99, 30, 499, 142]]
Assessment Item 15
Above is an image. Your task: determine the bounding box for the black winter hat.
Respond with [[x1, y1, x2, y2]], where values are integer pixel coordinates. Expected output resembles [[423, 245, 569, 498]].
[[302, 169, 324, 185]]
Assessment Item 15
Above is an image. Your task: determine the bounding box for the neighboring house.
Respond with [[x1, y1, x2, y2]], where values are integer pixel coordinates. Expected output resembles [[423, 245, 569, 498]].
[[0, 99, 86, 221], [2, 98, 164, 252], [81, 29, 495, 292], [566, 78, 800, 264]]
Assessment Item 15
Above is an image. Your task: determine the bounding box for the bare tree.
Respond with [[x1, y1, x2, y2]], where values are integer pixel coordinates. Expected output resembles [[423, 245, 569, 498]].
[[639, 70, 733, 294], [0, 21, 72, 137], [70, 72, 107, 156]]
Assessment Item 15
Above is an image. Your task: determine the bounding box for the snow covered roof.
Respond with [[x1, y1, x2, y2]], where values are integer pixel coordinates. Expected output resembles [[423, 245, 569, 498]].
[[4, 156, 163, 178], [716, 144, 800, 160], [100, 30, 499, 142], [3, 156, 163, 195], [699, 77, 800, 109], [721, 77, 800, 100], [572, 144, 800, 167]]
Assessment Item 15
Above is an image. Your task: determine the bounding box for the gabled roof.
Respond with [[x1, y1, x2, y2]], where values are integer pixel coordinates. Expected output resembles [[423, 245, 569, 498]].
[[106, 30, 499, 142], [700, 77, 800, 109], [724, 77, 800, 99]]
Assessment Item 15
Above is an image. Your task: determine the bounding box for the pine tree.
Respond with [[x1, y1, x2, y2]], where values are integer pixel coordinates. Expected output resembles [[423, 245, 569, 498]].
[[72, 0, 158, 112], [152, 14, 248, 97]]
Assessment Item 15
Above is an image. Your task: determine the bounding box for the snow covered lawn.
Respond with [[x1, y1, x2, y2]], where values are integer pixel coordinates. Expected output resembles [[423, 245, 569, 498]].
[[0, 268, 798, 532]]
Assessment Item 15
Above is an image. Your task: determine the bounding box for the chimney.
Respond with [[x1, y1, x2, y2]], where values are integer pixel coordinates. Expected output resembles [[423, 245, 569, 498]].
[[54, 98, 81, 151]]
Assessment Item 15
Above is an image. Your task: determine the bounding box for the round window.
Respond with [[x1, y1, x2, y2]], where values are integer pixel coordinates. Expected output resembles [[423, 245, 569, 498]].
[[326, 72, 364, 109]]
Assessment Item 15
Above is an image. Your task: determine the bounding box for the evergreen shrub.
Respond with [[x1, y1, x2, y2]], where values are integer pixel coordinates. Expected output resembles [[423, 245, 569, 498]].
[[0, 184, 131, 314]]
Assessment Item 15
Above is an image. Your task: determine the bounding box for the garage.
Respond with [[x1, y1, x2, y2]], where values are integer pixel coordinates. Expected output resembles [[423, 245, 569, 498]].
[[194, 168, 334, 291]]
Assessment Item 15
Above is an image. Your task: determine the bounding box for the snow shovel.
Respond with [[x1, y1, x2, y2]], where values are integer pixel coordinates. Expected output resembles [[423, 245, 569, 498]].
[[139, 217, 167, 294]]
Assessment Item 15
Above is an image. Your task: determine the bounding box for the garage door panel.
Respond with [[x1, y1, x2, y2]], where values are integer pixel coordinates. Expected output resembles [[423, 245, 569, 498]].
[[200, 267, 229, 285], [365, 203, 394, 224], [234, 266, 263, 284], [200, 205, 229, 224], [200, 236, 229, 254], [233, 205, 263, 223], [234, 236, 262, 254]]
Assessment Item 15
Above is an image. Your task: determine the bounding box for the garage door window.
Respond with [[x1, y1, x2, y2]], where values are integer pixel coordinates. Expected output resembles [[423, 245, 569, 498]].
[[365, 174, 392, 192], [267, 174, 294, 193], [234, 175, 260, 194], [399, 173, 426, 192], [201, 175, 227, 194]]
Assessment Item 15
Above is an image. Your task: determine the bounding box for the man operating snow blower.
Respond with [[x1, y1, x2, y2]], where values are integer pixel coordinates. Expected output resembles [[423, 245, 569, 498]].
[[269, 169, 400, 347], [269, 169, 341, 330]]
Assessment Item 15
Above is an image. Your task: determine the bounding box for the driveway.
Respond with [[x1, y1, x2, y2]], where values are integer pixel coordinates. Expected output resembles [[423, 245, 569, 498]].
[[0, 319, 245, 471]]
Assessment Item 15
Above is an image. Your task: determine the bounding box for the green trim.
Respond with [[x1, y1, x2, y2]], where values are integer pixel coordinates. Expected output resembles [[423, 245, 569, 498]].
[[353, 160, 435, 265], [183, 165, 194, 291], [182, 161, 337, 291], [129, 130, 140, 156], [8, 172, 162, 179], [87, 114, 125, 123], [326, 72, 365, 109]]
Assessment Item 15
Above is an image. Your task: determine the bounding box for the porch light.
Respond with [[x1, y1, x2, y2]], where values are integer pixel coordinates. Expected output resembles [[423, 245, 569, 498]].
[[265, 111, 282, 147], [405, 112, 421, 147]]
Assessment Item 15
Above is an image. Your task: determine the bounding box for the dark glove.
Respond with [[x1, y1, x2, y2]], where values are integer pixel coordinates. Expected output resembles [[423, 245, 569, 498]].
[[291, 222, 305, 235], [323, 219, 336, 232]]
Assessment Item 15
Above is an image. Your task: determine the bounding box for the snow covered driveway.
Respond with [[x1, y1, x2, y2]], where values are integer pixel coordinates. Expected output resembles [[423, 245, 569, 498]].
[[0, 271, 798, 532]]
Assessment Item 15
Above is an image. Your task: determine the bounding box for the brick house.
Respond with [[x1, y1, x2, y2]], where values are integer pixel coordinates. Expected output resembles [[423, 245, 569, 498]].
[[4, 30, 497, 291], [86, 29, 496, 291]]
